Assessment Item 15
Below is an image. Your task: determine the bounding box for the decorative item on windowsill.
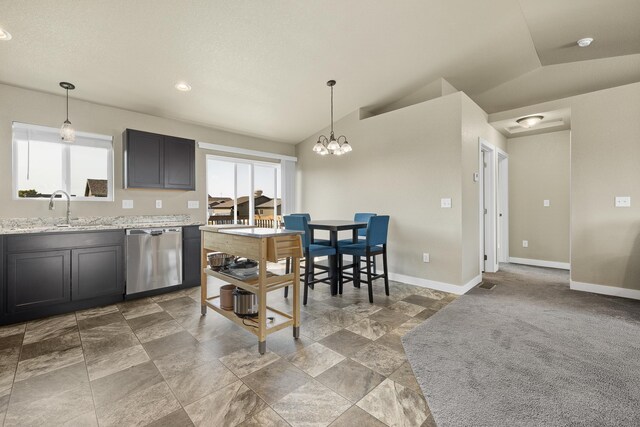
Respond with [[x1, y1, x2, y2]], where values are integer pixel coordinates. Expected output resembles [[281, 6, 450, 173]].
[[312, 80, 352, 156], [59, 81, 76, 142]]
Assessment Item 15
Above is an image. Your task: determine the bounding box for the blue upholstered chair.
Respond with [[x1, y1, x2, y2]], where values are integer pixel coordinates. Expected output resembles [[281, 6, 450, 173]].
[[283, 215, 336, 305], [338, 215, 390, 303], [337, 212, 377, 279]]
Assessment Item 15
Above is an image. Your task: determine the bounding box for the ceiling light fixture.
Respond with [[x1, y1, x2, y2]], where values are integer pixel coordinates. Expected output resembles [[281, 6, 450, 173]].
[[516, 115, 544, 129], [175, 82, 192, 92], [0, 27, 11, 40], [313, 80, 352, 156], [577, 37, 594, 47], [59, 82, 76, 143]]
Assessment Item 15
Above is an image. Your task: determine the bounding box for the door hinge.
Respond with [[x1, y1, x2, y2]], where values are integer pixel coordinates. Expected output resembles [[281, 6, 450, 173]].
[[484, 255, 488, 260], [484, 209, 488, 214]]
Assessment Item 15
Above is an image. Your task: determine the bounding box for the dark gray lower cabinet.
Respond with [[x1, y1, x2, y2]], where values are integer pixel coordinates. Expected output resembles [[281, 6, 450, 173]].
[[182, 226, 201, 286], [1, 230, 125, 324], [72, 246, 123, 301], [7, 250, 71, 313]]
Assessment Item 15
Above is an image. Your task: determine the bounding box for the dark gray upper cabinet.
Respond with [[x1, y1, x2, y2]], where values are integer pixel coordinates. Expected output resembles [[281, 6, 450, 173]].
[[124, 129, 195, 190]]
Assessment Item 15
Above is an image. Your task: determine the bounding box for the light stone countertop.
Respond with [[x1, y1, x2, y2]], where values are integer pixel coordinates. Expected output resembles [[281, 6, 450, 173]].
[[0, 215, 204, 235]]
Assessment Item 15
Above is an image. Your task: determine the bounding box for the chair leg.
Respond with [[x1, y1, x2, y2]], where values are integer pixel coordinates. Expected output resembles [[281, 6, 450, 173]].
[[303, 256, 310, 305], [309, 257, 315, 290], [383, 246, 389, 296], [366, 252, 373, 303], [354, 255, 361, 288], [373, 256, 377, 275], [338, 254, 343, 295]]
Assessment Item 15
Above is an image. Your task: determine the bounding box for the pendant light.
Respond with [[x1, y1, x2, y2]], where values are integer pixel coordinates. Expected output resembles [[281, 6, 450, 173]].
[[59, 82, 76, 142], [313, 80, 352, 156]]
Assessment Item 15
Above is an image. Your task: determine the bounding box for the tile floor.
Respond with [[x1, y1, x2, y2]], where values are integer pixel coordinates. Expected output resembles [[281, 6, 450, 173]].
[[0, 275, 456, 426]]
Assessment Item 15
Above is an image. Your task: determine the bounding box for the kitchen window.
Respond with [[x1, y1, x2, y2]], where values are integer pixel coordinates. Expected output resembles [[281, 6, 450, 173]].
[[12, 122, 114, 201]]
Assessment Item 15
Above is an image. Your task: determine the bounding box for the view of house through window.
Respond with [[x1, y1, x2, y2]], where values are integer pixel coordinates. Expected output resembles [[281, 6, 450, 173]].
[[206, 156, 282, 227], [12, 122, 114, 201]]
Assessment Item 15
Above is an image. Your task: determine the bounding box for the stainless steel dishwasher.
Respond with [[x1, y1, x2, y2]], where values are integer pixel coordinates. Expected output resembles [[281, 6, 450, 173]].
[[126, 227, 183, 296]]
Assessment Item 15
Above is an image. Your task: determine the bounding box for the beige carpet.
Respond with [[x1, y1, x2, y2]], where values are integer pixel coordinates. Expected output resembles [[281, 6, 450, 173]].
[[403, 264, 640, 427]]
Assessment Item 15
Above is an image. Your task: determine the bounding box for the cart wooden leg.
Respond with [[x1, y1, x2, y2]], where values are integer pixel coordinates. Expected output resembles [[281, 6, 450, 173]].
[[258, 238, 268, 354], [293, 256, 301, 339], [200, 236, 208, 316]]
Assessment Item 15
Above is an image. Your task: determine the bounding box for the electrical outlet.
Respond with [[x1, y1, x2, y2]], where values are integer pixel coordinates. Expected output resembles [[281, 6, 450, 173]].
[[522, 240, 528, 248], [122, 200, 133, 209], [155, 200, 162, 209], [543, 199, 550, 207], [615, 196, 631, 208], [188, 200, 200, 209], [423, 253, 430, 263], [440, 198, 452, 208]]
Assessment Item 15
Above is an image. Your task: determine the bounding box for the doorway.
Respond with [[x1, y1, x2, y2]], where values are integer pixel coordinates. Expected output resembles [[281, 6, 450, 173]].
[[479, 138, 504, 273]]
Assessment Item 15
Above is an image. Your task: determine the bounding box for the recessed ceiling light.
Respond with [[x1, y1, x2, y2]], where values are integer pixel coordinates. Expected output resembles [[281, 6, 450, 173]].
[[175, 82, 192, 92], [0, 28, 12, 41], [516, 115, 544, 128], [577, 37, 594, 47]]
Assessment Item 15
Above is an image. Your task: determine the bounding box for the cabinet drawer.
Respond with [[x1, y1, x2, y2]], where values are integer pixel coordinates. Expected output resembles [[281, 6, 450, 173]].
[[7, 230, 124, 252], [7, 250, 71, 313]]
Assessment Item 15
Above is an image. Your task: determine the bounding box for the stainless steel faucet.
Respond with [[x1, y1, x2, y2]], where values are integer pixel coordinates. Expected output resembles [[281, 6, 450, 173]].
[[48, 190, 72, 226]]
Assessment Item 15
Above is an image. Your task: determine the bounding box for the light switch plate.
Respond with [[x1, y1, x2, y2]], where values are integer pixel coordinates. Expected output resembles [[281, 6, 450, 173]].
[[441, 198, 452, 208], [122, 200, 133, 209], [188, 200, 200, 209], [423, 253, 430, 263], [155, 200, 162, 209], [615, 196, 631, 208], [543, 199, 550, 207], [522, 240, 528, 248]]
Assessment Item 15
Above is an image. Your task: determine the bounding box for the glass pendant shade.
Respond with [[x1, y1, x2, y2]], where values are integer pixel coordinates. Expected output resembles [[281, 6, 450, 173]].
[[341, 141, 352, 153], [327, 136, 340, 151], [313, 141, 324, 152], [60, 119, 75, 142]]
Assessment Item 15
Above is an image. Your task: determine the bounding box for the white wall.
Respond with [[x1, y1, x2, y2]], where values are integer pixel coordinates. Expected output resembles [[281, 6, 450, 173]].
[[508, 130, 570, 264], [0, 84, 294, 222]]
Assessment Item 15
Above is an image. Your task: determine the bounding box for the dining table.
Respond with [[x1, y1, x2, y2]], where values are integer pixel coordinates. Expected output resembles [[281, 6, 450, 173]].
[[308, 220, 367, 295]]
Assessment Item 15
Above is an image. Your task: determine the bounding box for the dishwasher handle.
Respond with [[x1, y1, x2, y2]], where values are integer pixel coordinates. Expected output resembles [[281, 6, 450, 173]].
[[150, 230, 163, 236]]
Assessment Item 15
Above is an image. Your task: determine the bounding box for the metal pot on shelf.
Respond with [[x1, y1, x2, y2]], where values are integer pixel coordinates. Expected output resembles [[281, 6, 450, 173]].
[[233, 288, 258, 318]]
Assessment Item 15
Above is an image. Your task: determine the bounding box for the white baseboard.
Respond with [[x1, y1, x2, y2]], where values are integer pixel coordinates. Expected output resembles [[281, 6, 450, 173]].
[[388, 272, 481, 295], [509, 257, 570, 270], [570, 280, 640, 301]]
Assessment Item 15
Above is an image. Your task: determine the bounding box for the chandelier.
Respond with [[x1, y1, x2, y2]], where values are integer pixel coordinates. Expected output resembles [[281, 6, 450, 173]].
[[313, 80, 352, 156]]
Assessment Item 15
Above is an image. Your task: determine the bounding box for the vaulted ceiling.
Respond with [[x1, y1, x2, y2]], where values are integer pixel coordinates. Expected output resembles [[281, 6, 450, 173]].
[[1, 0, 638, 143]]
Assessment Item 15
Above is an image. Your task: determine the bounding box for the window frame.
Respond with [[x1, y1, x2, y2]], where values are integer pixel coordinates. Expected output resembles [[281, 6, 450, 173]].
[[12, 122, 115, 202]]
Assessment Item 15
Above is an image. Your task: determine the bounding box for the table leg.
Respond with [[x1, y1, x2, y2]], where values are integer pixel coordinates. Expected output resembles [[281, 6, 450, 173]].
[[330, 230, 338, 295]]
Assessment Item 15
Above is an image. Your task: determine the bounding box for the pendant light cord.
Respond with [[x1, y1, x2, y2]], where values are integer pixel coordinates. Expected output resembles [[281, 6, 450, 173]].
[[330, 84, 334, 135], [66, 88, 69, 121]]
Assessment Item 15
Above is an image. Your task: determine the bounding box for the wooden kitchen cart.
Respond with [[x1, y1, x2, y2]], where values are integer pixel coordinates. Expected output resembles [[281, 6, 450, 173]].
[[199, 225, 303, 354]]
